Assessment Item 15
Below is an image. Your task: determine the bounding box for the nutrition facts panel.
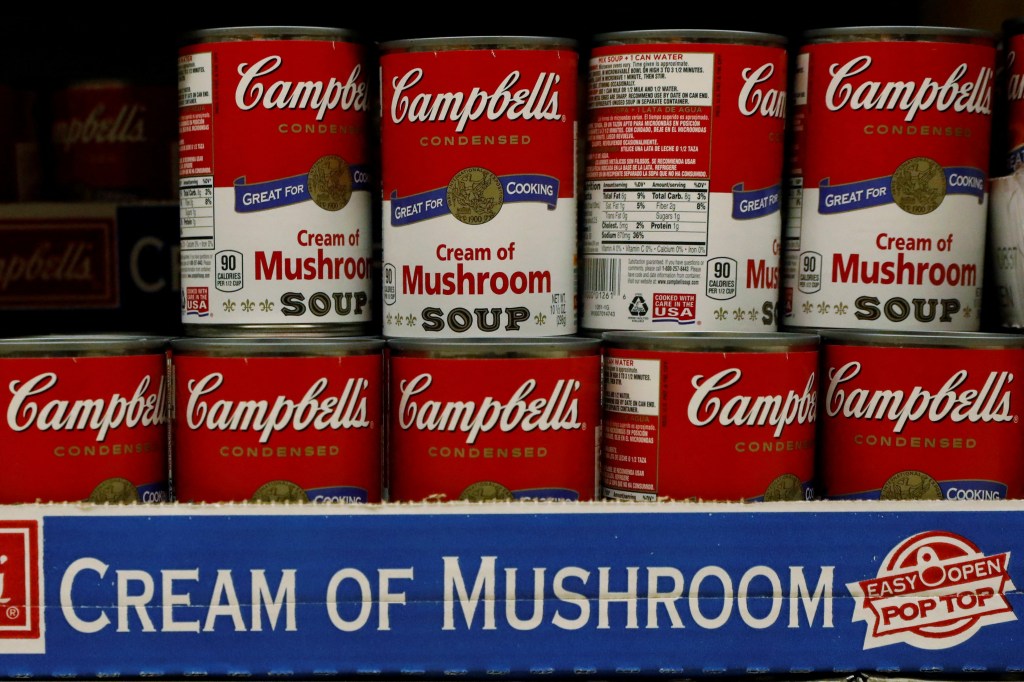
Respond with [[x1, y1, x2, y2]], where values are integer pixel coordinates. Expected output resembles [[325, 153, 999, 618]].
[[586, 179, 710, 256], [784, 176, 803, 250], [179, 176, 215, 250]]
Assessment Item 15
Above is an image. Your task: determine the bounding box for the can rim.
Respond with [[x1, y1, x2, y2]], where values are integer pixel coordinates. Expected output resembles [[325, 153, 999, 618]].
[[803, 26, 996, 42], [1004, 17, 1024, 36], [380, 36, 577, 51], [171, 336, 385, 354], [819, 330, 1024, 348], [0, 334, 170, 355], [594, 29, 786, 46], [601, 331, 819, 351], [387, 337, 600, 353], [183, 26, 361, 43]]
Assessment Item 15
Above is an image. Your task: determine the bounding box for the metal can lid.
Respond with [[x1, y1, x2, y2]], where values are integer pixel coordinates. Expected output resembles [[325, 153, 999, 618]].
[[1004, 17, 1024, 37], [819, 330, 1024, 349], [602, 331, 819, 353], [594, 29, 786, 47], [387, 336, 600, 358], [0, 334, 170, 357], [183, 26, 361, 44], [803, 26, 996, 44], [171, 336, 385, 356], [380, 36, 577, 52]]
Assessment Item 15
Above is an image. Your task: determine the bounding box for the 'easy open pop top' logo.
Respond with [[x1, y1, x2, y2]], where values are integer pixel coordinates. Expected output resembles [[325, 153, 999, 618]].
[[848, 531, 1015, 650], [0, 521, 42, 653]]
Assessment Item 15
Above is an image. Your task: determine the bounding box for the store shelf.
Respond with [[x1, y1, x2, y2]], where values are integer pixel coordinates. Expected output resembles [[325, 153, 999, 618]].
[[0, 500, 1022, 678]]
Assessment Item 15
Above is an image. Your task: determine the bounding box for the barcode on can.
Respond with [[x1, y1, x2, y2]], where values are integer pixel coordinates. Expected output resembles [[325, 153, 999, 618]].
[[585, 258, 621, 295]]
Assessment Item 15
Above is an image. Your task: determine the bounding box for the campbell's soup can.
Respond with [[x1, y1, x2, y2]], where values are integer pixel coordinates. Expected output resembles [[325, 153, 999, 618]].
[[380, 37, 578, 338], [602, 332, 818, 502], [821, 331, 1024, 500], [1004, 18, 1024, 172], [171, 337, 384, 503], [50, 79, 176, 201], [178, 27, 372, 335], [0, 335, 169, 503], [387, 338, 600, 501], [583, 31, 787, 331], [784, 28, 995, 332]]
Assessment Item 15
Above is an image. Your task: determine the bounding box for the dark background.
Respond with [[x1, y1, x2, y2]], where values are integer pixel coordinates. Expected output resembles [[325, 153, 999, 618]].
[[0, 2, 1018, 85]]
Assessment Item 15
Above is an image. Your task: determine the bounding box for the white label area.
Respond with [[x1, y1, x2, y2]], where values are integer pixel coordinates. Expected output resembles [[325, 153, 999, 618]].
[[783, 190, 986, 331], [603, 356, 660, 502], [383, 200, 577, 338]]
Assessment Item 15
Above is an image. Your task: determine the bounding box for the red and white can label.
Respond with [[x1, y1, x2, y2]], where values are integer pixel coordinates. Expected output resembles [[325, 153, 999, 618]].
[[388, 355, 600, 501], [178, 38, 372, 327], [822, 344, 1024, 500], [0, 355, 168, 503], [583, 42, 787, 330], [602, 349, 817, 501], [380, 47, 578, 337], [172, 354, 382, 503], [784, 38, 994, 331]]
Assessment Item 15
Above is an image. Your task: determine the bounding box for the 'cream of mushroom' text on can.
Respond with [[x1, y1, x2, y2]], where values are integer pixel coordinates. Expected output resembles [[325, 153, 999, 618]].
[[171, 337, 383, 503], [584, 31, 788, 331], [380, 37, 578, 337], [821, 331, 1024, 500], [602, 332, 818, 502], [784, 27, 995, 331], [0, 335, 169, 503], [387, 338, 600, 501], [178, 27, 372, 335]]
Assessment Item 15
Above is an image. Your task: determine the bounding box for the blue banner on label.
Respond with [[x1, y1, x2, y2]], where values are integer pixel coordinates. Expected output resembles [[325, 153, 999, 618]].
[[944, 167, 986, 202], [305, 486, 368, 503], [831, 480, 1007, 501], [1008, 147, 1024, 172], [391, 174, 560, 226], [818, 176, 893, 214], [731, 183, 781, 220], [134, 483, 168, 504], [234, 165, 371, 213]]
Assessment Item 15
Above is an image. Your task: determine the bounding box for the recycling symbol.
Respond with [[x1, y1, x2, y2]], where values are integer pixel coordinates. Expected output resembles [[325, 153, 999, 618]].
[[628, 295, 649, 316]]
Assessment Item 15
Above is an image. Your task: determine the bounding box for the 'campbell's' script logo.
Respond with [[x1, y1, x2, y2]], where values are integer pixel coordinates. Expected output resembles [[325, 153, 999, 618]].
[[826, 361, 1014, 433], [826, 56, 993, 122], [1007, 51, 1024, 103], [235, 57, 369, 120], [687, 369, 816, 437], [389, 69, 562, 133], [398, 373, 581, 444], [52, 104, 147, 150], [738, 63, 786, 118], [7, 374, 166, 441], [185, 373, 371, 443]]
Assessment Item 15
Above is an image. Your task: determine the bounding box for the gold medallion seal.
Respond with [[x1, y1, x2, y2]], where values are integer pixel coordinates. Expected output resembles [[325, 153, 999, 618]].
[[308, 155, 352, 212], [459, 481, 515, 502], [763, 473, 804, 502], [447, 167, 503, 225], [87, 478, 139, 504], [891, 157, 946, 215], [880, 470, 943, 501], [252, 480, 308, 503]]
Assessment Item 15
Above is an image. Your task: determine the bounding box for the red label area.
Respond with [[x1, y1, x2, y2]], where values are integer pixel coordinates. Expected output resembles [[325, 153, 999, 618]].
[[388, 355, 600, 501], [822, 344, 1024, 499], [0, 355, 167, 503], [589, 43, 787, 191], [178, 39, 369, 185], [794, 40, 994, 185], [603, 348, 818, 501], [51, 83, 175, 199], [173, 353, 382, 503], [380, 48, 577, 198], [0, 522, 40, 641]]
